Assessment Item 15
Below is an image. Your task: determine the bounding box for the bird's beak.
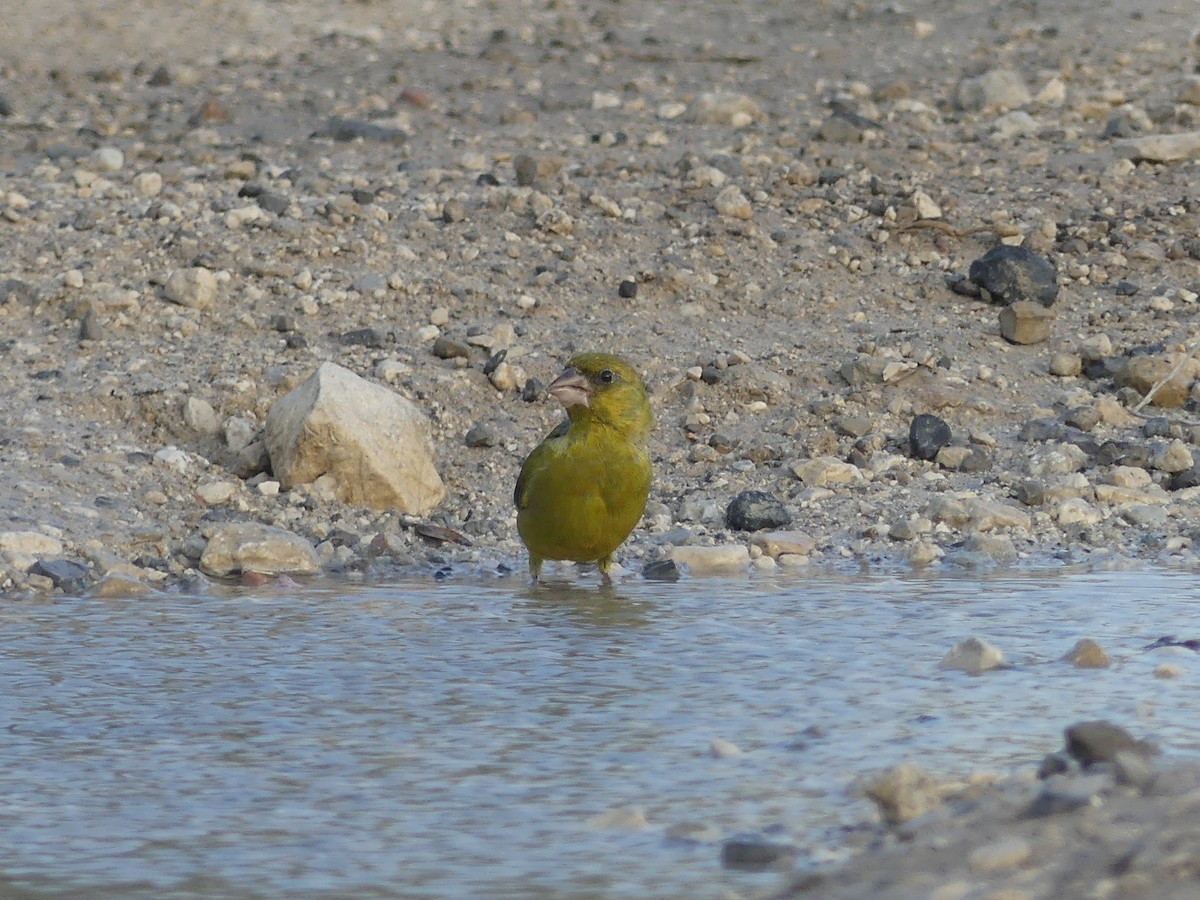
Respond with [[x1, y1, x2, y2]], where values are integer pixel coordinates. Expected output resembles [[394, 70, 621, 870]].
[[547, 366, 591, 408]]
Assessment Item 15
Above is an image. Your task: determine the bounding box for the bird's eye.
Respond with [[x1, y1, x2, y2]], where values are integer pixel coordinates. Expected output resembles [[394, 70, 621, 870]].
[[597, 369, 615, 384]]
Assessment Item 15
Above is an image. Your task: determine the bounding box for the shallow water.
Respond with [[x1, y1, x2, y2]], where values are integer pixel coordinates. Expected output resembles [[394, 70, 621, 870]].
[[1, 567, 1198, 898]]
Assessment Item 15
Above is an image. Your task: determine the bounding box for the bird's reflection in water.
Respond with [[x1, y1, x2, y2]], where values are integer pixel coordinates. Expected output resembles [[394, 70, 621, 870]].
[[514, 578, 656, 630]]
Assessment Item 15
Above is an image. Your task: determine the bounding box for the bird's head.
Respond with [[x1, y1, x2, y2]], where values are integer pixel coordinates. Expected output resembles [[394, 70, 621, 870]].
[[548, 352, 652, 440]]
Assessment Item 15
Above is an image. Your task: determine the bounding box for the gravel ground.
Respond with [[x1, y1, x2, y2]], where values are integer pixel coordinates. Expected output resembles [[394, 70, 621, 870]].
[[3, 0, 1200, 892]]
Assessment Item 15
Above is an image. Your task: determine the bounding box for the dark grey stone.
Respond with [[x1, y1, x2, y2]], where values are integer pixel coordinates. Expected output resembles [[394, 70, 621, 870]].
[[909, 414, 952, 460], [464, 424, 499, 448], [726, 490, 792, 531], [968, 245, 1059, 306], [641, 559, 680, 582], [1065, 720, 1158, 768], [29, 559, 89, 592]]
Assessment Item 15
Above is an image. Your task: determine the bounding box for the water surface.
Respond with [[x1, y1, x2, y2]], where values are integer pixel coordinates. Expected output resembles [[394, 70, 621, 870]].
[[1, 568, 1197, 898]]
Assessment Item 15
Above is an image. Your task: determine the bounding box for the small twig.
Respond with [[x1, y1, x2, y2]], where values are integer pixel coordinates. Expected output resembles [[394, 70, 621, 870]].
[[890, 221, 1006, 239], [1131, 339, 1200, 417]]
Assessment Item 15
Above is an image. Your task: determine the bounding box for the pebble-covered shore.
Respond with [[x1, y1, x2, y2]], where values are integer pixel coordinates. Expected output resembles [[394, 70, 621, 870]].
[[4, 0, 1200, 597]]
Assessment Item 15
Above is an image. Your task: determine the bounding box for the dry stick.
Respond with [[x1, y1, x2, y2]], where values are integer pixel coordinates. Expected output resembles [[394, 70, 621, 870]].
[[891, 221, 1008, 239], [1130, 341, 1200, 417]]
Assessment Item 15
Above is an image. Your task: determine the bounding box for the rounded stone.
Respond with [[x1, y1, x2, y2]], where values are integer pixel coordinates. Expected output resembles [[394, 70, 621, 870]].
[[909, 414, 952, 461], [725, 490, 792, 531], [969, 245, 1058, 306]]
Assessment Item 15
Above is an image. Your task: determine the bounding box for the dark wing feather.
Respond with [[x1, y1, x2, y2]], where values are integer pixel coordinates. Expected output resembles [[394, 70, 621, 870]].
[[514, 418, 570, 509]]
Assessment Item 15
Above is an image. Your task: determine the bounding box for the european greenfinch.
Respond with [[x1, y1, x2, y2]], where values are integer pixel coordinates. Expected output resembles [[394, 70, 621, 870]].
[[514, 353, 653, 584]]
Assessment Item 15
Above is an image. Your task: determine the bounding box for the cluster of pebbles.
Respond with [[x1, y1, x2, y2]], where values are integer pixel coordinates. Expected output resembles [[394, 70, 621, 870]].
[[3, 1, 1200, 597]]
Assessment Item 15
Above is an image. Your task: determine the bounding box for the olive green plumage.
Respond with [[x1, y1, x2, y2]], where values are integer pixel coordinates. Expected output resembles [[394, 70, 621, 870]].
[[514, 353, 653, 583]]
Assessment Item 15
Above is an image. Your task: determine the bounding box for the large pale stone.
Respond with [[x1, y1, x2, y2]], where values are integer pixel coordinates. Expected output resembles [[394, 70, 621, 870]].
[[1118, 131, 1200, 162], [749, 530, 817, 559], [668, 544, 750, 576], [0, 531, 64, 557], [265, 362, 445, 513], [199, 522, 320, 577]]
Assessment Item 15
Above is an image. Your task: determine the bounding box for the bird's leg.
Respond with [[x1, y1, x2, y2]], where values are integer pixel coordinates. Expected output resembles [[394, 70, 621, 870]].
[[529, 555, 544, 583], [598, 555, 613, 586]]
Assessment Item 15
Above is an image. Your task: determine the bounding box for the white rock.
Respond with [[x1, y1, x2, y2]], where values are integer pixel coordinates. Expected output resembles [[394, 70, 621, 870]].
[[153, 446, 193, 472], [164, 267, 218, 309], [183, 397, 221, 436], [133, 171, 163, 197], [940, 636, 1005, 673], [790, 456, 864, 486], [0, 531, 64, 557], [1118, 131, 1200, 163], [225, 205, 271, 228], [224, 416, 258, 454], [955, 69, 1031, 112], [749, 530, 817, 558], [668, 544, 750, 576], [1150, 440, 1193, 474], [967, 499, 1031, 532], [1029, 443, 1089, 476], [911, 190, 941, 219], [1036, 77, 1067, 105], [591, 91, 621, 110], [199, 522, 320, 577], [688, 165, 727, 188], [195, 482, 238, 505], [1055, 498, 1100, 525], [89, 146, 125, 173], [709, 738, 743, 758], [713, 185, 752, 219], [264, 362, 445, 514], [375, 358, 411, 382], [992, 110, 1038, 138], [688, 91, 760, 126], [1105, 466, 1152, 489]]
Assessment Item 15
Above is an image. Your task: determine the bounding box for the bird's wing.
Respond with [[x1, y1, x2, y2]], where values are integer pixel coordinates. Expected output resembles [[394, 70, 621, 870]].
[[514, 418, 570, 509]]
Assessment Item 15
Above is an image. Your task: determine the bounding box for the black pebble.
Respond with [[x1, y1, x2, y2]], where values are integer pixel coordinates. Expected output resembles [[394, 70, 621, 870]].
[[641, 559, 680, 582], [464, 424, 499, 448], [1018, 418, 1065, 442], [1169, 464, 1200, 491], [618, 279, 638, 299], [257, 191, 290, 215], [968, 244, 1059, 306], [1065, 720, 1156, 768], [521, 378, 543, 402], [726, 490, 792, 531], [432, 336, 471, 360], [339, 327, 388, 348], [483, 349, 507, 376], [29, 559, 89, 593], [908, 414, 952, 461]]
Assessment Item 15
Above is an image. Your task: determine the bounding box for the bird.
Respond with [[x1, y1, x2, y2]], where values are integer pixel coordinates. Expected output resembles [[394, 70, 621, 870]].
[[514, 353, 653, 584]]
